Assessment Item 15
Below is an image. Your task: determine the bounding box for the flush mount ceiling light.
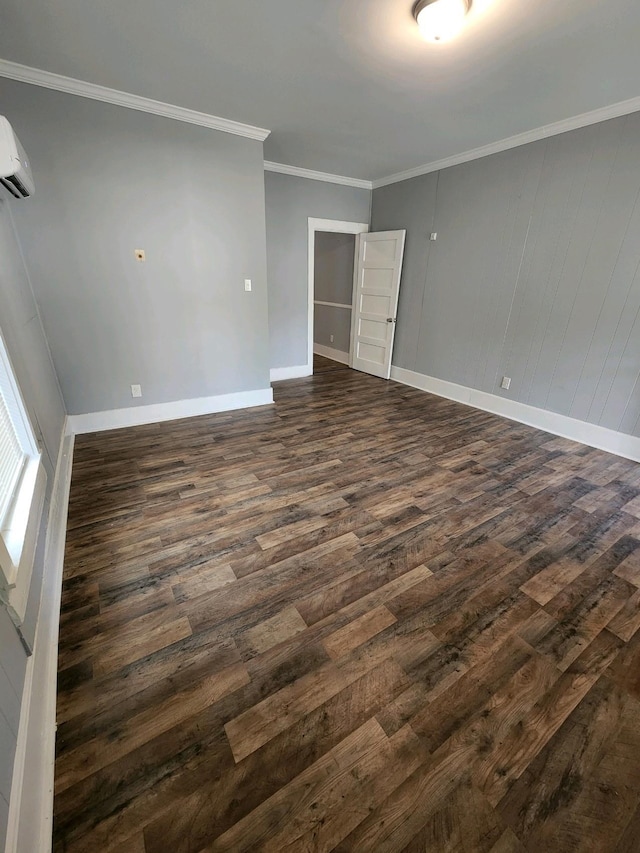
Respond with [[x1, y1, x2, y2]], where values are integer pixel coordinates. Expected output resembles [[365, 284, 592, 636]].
[[414, 0, 471, 42]]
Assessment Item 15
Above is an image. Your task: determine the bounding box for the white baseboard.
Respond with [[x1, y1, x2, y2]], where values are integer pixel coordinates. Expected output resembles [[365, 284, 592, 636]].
[[5, 426, 74, 853], [390, 366, 640, 464], [67, 388, 274, 435], [270, 365, 311, 382], [313, 344, 350, 365]]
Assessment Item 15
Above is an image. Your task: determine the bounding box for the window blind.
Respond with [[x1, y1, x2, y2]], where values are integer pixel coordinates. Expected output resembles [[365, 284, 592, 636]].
[[0, 377, 25, 526]]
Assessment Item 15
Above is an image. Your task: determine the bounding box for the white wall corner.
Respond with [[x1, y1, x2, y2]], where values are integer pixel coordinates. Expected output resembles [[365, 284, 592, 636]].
[[5, 429, 74, 853], [313, 344, 350, 365], [390, 366, 640, 463], [270, 365, 312, 382], [66, 388, 274, 435]]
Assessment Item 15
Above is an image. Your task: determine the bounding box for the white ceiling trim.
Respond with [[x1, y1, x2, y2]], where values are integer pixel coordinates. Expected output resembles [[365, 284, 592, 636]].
[[0, 58, 271, 141], [264, 161, 372, 190], [373, 94, 640, 189], [4, 60, 639, 190]]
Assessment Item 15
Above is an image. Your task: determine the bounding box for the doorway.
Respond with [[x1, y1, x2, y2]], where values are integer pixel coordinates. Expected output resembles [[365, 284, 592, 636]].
[[307, 218, 368, 375], [313, 230, 356, 374]]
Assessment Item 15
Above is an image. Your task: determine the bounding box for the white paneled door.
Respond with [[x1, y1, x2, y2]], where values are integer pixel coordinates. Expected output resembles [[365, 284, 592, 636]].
[[350, 230, 406, 379]]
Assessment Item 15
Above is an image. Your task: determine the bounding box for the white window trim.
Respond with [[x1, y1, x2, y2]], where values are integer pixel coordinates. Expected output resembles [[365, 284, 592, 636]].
[[0, 329, 47, 628]]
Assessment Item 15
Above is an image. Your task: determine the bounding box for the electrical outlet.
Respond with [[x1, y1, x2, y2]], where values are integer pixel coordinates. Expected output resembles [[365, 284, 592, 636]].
[[244, 279, 252, 291], [134, 249, 146, 262], [330, 334, 334, 343], [131, 384, 142, 398], [501, 376, 511, 391]]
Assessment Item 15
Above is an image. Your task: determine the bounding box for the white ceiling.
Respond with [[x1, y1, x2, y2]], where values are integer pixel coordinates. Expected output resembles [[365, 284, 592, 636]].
[[1, 0, 640, 181]]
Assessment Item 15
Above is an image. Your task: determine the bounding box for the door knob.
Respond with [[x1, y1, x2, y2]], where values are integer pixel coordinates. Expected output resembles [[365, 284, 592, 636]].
[[386, 317, 396, 323]]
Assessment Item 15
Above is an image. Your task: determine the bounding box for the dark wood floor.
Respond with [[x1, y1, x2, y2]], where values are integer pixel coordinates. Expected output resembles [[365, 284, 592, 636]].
[[313, 354, 350, 374], [54, 361, 640, 852]]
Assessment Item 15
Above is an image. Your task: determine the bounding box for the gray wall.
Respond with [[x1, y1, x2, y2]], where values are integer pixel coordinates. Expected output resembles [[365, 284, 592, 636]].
[[265, 172, 370, 369], [314, 231, 356, 305], [313, 231, 355, 353], [314, 305, 352, 353], [2, 79, 271, 415], [372, 112, 640, 437], [0, 196, 66, 849]]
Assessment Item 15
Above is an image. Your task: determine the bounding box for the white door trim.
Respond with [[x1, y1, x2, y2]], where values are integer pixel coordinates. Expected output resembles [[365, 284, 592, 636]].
[[307, 218, 369, 373]]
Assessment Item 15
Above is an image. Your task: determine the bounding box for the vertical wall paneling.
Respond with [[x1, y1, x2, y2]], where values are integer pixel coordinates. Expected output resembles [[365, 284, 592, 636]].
[[368, 172, 438, 371], [0, 795, 8, 849], [0, 664, 20, 737], [371, 112, 640, 439], [0, 712, 15, 803]]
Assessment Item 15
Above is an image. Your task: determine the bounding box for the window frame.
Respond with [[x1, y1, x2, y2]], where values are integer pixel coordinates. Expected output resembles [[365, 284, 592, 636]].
[[0, 327, 47, 628]]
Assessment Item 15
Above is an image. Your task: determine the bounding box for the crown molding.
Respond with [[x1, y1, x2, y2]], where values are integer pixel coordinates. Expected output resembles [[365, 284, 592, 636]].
[[4, 59, 639, 189], [264, 160, 372, 190], [373, 94, 640, 188], [0, 59, 271, 141]]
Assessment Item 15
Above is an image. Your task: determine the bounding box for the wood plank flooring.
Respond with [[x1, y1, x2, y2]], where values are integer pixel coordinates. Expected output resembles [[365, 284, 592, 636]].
[[54, 356, 640, 852]]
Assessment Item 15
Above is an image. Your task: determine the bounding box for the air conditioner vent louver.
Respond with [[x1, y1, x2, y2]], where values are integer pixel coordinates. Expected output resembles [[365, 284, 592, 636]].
[[0, 174, 29, 199], [0, 116, 35, 199]]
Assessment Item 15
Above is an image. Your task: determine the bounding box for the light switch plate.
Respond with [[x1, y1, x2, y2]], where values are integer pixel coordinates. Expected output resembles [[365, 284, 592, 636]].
[[244, 279, 252, 291]]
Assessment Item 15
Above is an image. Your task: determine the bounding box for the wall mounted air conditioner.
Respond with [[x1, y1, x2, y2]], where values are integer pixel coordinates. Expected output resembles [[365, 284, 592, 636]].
[[0, 116, 34, 199]]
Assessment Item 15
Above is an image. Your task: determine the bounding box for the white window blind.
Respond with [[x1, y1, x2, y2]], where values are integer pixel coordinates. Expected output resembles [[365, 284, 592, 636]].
[[0, 368, 26, 525], [0, 327, 44, 631]]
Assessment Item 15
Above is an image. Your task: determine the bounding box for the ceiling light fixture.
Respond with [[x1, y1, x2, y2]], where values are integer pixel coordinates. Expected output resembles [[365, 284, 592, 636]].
[[413, 0, 471, 43]]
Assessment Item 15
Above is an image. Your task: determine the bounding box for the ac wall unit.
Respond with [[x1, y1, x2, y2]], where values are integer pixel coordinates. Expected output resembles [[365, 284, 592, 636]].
[[0, 116, 35, 199]]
